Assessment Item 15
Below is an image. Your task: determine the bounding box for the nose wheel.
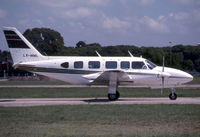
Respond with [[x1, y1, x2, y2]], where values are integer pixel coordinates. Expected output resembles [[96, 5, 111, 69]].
[[169, 88, 177, 100], [108, 91, 120, 101]]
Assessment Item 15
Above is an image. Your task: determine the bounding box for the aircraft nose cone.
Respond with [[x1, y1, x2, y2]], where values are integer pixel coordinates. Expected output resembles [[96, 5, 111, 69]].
[[180, 71, 193, 83], [184, 72, 193, 81]]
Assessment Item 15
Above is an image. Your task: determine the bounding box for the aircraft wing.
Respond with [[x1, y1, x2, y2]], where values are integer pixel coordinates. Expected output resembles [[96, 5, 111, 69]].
[[82, 70, 133, 85]]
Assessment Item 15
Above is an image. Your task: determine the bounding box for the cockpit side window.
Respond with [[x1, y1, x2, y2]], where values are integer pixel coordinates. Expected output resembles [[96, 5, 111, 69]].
[[146, 60, 157, 69], [132, 61, 147, 69]]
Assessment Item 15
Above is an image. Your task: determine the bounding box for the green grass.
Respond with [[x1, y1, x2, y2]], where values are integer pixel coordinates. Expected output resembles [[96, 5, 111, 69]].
[[0, 105, 199, 137], [0, 80, 67, 85], [0, 88, 200, 98], [188, 76, 200, 84]]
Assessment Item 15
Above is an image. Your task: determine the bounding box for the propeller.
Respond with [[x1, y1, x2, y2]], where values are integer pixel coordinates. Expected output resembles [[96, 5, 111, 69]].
[[161, 56, 165, 94]]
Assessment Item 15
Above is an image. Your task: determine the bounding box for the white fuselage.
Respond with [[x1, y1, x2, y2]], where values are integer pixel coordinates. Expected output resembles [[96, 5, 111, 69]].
[[17, 56, 193, 88], [3, 27, 193, 100]]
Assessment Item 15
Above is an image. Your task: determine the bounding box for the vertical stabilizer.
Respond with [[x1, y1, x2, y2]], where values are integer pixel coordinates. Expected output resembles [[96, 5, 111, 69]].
[[3, 27, 45, 64]]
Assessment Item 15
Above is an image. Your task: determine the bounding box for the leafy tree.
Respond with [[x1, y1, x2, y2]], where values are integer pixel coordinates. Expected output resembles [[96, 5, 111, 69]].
[[183, 59, 194, 71], [194, 59, 200, 72], [23, 28, 64, 55], [76, 41, 86, 48]]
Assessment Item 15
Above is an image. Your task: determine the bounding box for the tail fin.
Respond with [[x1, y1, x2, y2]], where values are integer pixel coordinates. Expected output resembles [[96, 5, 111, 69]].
[[3, 27, 45, 64]]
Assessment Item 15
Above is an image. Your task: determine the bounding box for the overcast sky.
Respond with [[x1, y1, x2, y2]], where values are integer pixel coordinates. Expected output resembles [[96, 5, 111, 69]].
[[0, 0, 200, 50]]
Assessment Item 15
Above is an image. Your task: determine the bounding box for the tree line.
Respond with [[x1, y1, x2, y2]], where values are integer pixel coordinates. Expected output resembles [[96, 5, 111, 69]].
[[0, 27, 200, 77]]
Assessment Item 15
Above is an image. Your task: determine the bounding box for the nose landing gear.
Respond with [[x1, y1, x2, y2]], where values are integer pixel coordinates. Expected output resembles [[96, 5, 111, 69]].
[[169, 88, 177, 100]]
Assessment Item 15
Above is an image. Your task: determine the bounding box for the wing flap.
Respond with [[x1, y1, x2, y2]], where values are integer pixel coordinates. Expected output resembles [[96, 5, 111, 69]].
[[82, 70, 133, 84]]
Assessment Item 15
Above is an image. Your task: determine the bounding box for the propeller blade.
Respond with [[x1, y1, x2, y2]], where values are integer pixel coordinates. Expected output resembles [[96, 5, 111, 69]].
[[161, 76, 164, 95], [161, 56, 165, 94], [162, 56, 165, 72]]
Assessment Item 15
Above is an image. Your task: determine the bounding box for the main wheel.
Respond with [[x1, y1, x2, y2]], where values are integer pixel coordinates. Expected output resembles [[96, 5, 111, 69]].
[[116, 90, 120, 99], [108, 91, 120, 101], [169, 93, 177, 100], [108, 94, 117, 101]]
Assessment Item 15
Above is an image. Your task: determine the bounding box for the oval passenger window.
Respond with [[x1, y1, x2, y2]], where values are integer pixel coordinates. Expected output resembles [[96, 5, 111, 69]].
[[61, 62, 69, 68]]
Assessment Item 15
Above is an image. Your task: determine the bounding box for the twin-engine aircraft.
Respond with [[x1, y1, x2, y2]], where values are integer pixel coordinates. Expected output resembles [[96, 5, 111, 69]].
[[3, 27, 193, 101]]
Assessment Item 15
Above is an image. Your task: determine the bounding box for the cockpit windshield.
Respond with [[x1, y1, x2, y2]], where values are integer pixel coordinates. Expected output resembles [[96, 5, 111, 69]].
[[132, 61, 147, 69], [146, 60, 157, 69]]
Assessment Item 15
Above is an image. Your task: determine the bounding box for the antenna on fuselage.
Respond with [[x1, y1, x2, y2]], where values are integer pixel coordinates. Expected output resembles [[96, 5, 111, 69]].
[[95, 51, 102, 57], [128, 50, 134, 57]]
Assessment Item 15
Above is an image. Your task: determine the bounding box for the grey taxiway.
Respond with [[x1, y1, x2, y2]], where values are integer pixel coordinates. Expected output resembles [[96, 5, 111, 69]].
[[0, 97, 200, 107]]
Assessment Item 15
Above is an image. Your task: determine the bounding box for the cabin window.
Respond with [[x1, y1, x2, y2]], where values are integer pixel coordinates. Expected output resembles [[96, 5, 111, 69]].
[[106, 61, 117, 69], [74, 61, 83, 68], [132, 61, 147, 69], [120, 61, 130, 69], [61, 62, 69, 68], [88, 61, 100, 69]]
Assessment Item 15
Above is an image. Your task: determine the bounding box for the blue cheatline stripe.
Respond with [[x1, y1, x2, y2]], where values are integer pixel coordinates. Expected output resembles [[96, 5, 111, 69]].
[[17, 66, 100, 74]]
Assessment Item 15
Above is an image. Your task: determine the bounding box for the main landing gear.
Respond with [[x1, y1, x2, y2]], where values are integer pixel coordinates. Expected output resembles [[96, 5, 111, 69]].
[[107, 72, 120, 101], [169, 88, 177, 100], [108, 91, 120, 101]]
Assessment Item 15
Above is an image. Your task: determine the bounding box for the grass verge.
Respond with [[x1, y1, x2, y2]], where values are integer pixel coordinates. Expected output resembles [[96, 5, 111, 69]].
[[0, 80, 67, 85], [0, 105, 199, 137], [0, 88, 200, 98]]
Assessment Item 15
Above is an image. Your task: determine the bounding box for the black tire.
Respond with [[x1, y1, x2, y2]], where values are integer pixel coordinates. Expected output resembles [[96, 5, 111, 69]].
[[108, 91, 120, 101], [116, 90, 120, 99], [169, 93, 177, 100], [108, 94, 117, 101]]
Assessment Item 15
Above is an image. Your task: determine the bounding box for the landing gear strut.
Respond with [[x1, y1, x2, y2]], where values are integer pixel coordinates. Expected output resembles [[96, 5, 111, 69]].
[[107, 72, 120, 101], [169, 88, 177, 100], [108, 91, 120, 101]]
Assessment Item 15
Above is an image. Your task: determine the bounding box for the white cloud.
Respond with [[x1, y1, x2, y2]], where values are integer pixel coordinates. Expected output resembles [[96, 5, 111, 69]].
[[193, 9, 200, 22], [86, 0, 110, 6], [174, 12, 189, 20], [138, 0, 156, 5], [101, 15, 131, 31], [34, 0, 109, 8], [158, 16, 165, 20], [18, 18, 43, 26], [34, 19, 43, 25], [0, 9, 7, 18], [140, 16, 168, 33], [173, 0, 200, 6], [166, 10, 200, 34], [68, 22, 85, 30], [35, 0, 77, 8], [173, 0, 194, 5], [64, 7, 95, 19], [18, 19, 29, 25]]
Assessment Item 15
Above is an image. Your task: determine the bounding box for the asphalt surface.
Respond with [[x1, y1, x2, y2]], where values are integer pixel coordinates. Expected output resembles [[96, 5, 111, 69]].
[[0, 97, 200, 107], [1, 84, 200, 88]]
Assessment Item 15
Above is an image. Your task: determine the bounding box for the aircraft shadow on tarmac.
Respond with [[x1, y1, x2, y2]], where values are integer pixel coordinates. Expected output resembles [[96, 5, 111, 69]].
[[83, 98, 154, 103], [83, 99, 110, 103], [0, 100, 15, 102]]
